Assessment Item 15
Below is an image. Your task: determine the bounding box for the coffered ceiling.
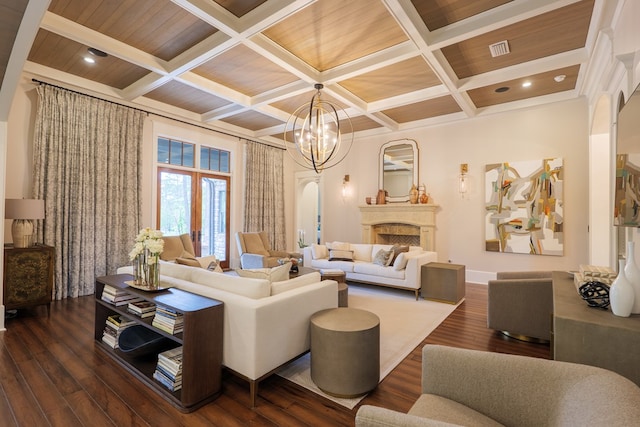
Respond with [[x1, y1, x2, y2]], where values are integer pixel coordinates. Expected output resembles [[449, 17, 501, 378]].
[[15, 0, 604, 144]]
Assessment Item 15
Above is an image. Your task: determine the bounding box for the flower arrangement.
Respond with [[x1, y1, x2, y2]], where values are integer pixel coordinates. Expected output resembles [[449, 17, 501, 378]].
[[129, 228, 164, 288]]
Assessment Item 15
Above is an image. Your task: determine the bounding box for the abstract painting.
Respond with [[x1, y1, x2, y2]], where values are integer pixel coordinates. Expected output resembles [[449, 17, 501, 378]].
[[485, 158, 564, 256]]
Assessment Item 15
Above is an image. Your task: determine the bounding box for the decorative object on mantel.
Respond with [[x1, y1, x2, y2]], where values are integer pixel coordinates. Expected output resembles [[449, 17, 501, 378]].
[[625, 241, 640, 314], [610, 259, 635, 317], [5, 198, 45, 248], [283, 83, 353, 173], [376, 189, 387, 205], [418, 184, 429, 204], [578, 282, 610, 309], [128, 228, 165, 290], [409, 184, 418, 204]]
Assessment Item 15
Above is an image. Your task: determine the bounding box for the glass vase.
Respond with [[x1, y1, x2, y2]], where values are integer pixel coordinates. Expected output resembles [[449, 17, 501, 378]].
[[611, 259, 635, 317], [133, 254, 144, 285]]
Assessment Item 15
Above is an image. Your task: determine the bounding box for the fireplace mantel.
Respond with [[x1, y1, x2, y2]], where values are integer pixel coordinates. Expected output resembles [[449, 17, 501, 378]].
[[359, 204, 439, 251]]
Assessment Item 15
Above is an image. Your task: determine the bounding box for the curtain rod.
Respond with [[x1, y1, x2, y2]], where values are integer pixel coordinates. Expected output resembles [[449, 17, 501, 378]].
[[31, 78, 284, 150]]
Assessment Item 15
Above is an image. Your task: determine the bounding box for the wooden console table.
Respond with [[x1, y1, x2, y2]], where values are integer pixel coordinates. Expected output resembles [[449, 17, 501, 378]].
[[553, 271, 640, 386], [94, 274, 223, 412]]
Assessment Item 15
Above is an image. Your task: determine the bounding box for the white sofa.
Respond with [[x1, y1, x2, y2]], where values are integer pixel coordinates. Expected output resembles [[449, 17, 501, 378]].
[[303, 242, 437, 299], [117, 261, 338, 407]]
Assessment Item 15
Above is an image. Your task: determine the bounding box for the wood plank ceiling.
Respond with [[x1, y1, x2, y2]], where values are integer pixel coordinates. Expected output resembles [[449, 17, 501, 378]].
[[20, 0, 600, 144]]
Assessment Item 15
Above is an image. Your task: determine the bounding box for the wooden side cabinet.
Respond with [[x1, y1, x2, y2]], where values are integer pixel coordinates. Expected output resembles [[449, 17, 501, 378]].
[[3, 244, 55, 315]]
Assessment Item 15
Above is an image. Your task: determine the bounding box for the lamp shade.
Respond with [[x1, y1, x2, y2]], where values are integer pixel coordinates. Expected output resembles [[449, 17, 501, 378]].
[[5, 199, 45, 220]]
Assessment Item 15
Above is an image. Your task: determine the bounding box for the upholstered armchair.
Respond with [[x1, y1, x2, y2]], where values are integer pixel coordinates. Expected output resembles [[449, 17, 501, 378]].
[[159, 233, 221, 271], [356, 345, 640, 427], [235, 231, 295, 269], [487, 270, 553, 342]]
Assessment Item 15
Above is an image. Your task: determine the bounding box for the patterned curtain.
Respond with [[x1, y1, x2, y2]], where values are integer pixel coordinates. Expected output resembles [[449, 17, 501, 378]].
[[243, 141, 286, 250], [33, 85, 145, 299]]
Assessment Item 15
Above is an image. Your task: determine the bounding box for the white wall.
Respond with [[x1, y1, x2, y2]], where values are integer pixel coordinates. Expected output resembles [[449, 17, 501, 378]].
[[320, 98, 590, 282]]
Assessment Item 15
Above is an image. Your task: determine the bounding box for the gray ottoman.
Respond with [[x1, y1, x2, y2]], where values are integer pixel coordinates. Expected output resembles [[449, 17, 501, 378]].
[[310, 308, 380, 397]]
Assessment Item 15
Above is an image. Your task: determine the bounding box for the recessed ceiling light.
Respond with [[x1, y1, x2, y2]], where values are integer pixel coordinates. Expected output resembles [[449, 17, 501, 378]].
[[554, 74, 566, 82], [522, 81, 532, 88], [495, 86, 510, 93], [84, 56, 95, 64], [88, 47, 107, 57]]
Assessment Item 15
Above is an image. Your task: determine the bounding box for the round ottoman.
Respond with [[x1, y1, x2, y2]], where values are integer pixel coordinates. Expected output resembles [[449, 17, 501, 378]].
[[310, 308, 380, 397]]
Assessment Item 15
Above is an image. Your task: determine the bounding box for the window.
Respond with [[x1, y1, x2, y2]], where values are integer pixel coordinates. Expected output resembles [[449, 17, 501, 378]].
[[200, 146, 230, 172], [158, 137, 195, 167]]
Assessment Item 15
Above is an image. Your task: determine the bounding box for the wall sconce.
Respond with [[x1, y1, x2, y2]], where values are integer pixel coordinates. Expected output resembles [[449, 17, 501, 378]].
[[341, 174, 350, 199], [458, 164, 468, 196], [5, 199, 45, 248]]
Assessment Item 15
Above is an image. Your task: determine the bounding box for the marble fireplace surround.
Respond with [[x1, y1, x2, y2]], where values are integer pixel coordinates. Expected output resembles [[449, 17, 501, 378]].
[[359, 204, 438, 251]]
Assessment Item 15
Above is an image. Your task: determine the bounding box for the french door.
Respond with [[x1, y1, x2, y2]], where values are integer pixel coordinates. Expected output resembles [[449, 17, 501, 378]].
[[157, 167, 230, 268]]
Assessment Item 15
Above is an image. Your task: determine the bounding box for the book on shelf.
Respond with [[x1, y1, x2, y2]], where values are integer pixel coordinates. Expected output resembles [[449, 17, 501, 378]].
[[101, 284, 143, 306], [152, 306, 184, 334], [154, 346, 183, 391], [127, 300, 156, 318], [101, 314, 136, 349]]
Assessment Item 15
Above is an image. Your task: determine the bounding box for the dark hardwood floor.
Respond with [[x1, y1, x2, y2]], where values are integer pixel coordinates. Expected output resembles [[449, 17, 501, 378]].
[[0, 283, 550, 426]]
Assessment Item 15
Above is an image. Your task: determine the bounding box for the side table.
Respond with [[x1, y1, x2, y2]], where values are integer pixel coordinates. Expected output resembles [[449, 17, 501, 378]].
[[421, 262, 465, 304], [320, 269, 348, 307], [310, 308, 380, 397], [3, 244, 55, 316]]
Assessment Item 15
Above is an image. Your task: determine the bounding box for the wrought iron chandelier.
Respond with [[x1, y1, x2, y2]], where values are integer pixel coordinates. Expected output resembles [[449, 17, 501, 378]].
[[284, 83, 353, 173]]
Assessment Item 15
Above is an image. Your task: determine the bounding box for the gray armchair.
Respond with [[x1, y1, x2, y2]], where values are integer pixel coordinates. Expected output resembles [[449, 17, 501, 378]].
[[235, 231, 296, 269], [356, 345, 640, 427], [487, 270, 553, 342]]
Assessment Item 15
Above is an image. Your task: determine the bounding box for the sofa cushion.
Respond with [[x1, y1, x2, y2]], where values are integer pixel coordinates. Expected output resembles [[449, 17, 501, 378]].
[[236, 262, 291, 283], [311, 244, 329, 260], [329, 249, 354, 261], [271, 272, 322, 295], [351, 244, 373, 262], [408, 394, 503, 427], [197, 255, 223, 272], [311, 259, 356, 272], [371, 244, 394, 259], [354, 262, 405, 279], [190, 268, 271, 299], [393, 252, 409, 270], [372, 248, 393, 266]]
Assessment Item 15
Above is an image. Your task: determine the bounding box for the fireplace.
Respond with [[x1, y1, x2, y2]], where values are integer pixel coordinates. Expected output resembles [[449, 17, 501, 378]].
[[359, 204, 438, 251]]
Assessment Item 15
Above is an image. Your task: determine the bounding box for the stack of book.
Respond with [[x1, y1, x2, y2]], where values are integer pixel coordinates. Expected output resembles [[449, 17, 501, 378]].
[[102, 314, 136, 349], [101, 284, 143, 307], [127, 300, 157, 318], [152, 306, 184, 335], [153, 346, 183, 392]]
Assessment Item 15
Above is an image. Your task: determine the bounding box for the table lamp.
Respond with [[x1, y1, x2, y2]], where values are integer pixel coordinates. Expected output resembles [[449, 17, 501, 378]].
[[5, 199, 45, 248]]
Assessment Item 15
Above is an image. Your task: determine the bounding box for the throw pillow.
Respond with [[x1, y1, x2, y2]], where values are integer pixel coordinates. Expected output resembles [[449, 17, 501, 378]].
[[176, 257, 202, 268], [311, 244, 329, 260], [393, 252, 409, 270], [328, 249, 354, 262], [372, 248, 393, 266], [390, 245, 410, 264], [326, 241, 350, 251], [236, 262, 291, 283]]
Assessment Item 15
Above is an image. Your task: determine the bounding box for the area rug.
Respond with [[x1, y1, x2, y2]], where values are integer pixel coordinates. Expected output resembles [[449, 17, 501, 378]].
[[276, 284, 460, 409]]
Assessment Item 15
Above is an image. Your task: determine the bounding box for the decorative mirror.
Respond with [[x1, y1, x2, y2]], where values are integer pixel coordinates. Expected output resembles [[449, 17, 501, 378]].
[[615, 83, 640, 226], [379, 139, 418, 202]]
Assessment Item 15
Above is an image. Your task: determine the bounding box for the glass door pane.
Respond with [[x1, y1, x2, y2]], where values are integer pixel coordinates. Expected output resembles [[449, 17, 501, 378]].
[[200, 176, 229, 261], [158, 169, 193, 235]]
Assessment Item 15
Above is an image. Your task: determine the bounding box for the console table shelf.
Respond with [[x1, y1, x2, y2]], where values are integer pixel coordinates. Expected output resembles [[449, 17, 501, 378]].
[[552, 271, 640, 386], [94, 274, 223, 412]]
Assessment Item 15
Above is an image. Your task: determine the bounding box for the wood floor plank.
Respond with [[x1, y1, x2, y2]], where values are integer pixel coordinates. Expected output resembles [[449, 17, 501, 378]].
[[0, 283, 549, 426]]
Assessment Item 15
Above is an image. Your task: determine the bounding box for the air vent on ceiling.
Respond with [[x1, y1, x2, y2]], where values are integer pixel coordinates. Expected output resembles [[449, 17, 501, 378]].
[[489, 40, 510, 58]]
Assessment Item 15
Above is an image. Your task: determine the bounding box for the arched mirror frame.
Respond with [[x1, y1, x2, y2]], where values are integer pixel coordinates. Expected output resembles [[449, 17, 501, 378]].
[[379, 138, 419, 202]]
